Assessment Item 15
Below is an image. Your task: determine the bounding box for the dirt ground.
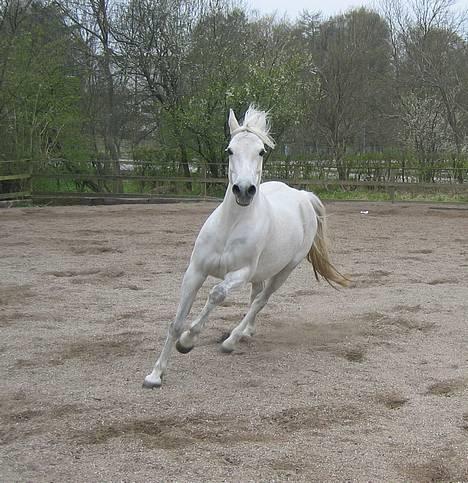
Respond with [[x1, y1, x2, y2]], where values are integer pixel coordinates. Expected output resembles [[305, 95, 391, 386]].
[[1, 200, 467, 482]]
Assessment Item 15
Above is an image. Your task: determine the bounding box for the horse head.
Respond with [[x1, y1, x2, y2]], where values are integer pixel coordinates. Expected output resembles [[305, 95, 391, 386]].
[[226, 106, 275, 207]]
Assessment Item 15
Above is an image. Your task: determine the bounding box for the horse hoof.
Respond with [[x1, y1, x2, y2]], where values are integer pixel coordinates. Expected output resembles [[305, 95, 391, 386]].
[[142, 377, 162, 389], [220, 343, 234, 353], [176, 340, 193, 354]]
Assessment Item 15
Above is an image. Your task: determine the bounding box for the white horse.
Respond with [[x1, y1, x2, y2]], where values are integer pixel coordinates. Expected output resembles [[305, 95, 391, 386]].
[[143, 106, 348, 388]]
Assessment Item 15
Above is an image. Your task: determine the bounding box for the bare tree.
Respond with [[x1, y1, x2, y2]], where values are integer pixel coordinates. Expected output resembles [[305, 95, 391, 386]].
[[114, 0, 207, 181], [55, 0, 126, 191], [298, 8, 392, 179], [0, 0, 33, 124], [381, 0, 468, 182]]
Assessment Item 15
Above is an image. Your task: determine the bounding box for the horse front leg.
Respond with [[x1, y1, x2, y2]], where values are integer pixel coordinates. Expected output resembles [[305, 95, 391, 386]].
[[143, 265, 206, 389], [176, 268, 250, 353]]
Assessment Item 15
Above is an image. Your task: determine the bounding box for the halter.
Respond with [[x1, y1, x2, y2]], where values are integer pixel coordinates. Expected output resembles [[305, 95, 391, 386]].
[[230, 126, 276, 149]]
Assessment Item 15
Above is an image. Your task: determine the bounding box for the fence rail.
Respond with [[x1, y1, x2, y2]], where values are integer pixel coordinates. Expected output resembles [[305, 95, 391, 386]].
[[0, 159, 32, 202], [1, 158, 467, 204]]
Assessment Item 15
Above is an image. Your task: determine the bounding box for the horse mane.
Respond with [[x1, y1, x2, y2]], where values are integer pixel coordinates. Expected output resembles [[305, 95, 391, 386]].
[[233, 105, 276, 149]]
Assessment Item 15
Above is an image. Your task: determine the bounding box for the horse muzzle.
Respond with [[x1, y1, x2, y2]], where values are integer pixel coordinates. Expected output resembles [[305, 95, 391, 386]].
[[232, 183, 257, 206]]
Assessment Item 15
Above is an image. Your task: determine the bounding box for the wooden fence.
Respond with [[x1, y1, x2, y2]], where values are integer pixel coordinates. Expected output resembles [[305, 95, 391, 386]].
[[1, 159, 467, 205], [0, 160, 32, 203]]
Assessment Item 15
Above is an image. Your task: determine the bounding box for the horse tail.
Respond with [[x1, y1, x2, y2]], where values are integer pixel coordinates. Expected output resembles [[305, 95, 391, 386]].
[[306, 193, 350, 288]]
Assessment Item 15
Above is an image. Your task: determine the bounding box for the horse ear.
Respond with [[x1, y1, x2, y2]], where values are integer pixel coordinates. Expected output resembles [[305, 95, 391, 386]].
[[228, 109, 240, 134]]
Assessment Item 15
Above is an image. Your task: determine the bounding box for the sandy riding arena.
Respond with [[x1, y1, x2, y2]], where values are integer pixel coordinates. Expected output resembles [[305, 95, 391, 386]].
[[1, 201, 467, 481]]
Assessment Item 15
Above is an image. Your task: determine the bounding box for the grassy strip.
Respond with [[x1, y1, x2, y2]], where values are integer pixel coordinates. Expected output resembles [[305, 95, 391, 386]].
[[30, 178, 468, 204], [316, 189, 468, 203]]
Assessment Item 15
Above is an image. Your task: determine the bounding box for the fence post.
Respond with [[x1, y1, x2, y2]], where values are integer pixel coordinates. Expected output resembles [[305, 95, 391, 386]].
[[28, 159, 33, 199], [202, 163, 207, 200], [389, 167, 396, 204]]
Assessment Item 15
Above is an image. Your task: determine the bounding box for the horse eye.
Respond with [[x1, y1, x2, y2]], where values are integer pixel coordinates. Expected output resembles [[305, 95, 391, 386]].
[[259, 149, 266, 156], [226, 147, 233, 155]]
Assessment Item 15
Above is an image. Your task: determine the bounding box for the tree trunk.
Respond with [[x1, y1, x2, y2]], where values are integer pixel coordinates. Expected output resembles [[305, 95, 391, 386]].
[[102, 48, 122, 193], [179, 142, 191, 191]]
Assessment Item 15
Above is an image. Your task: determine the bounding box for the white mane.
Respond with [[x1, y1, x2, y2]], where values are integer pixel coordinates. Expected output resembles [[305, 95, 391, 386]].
[[231, 105, 276, 149]]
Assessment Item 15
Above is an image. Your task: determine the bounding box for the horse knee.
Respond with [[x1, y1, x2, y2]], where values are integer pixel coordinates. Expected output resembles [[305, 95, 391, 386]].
[[209, 284, 227, 305]]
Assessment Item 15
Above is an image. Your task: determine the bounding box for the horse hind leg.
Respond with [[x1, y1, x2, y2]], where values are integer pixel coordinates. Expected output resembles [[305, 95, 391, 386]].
[[243, 281, 264, 336], [176, 268, 250, 353], [221, 264, 296, 353], [250, 281, 264, 304]]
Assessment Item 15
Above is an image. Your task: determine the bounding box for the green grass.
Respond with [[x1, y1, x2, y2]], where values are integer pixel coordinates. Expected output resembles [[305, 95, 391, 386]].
[[315, 189, 391, 201], [30, 174, 468, 204], [395, 192, 468, 203], [32, 178, 91, 193], [315, 188, 468, 203]]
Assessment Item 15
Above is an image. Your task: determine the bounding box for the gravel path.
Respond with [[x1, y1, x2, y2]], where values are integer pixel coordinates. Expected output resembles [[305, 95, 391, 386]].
[[1, 201, 467, 481]]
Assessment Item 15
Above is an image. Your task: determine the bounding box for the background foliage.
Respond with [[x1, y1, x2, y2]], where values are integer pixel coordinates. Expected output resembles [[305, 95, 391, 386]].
[[1, 0, 467, 194]]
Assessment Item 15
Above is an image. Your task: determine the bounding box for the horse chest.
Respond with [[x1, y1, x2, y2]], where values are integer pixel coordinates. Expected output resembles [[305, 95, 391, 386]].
[[196, 233, 259, 279]]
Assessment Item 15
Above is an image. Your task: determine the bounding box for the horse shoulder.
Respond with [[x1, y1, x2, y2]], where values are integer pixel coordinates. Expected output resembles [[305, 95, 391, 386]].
[[185, 207, 222, 271]]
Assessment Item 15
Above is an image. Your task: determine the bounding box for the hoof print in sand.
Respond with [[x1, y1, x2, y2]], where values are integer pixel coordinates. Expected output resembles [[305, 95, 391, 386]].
[[425, 379, 466, 397], [341, 348, 366, 363], [378, 393, 409, 410]]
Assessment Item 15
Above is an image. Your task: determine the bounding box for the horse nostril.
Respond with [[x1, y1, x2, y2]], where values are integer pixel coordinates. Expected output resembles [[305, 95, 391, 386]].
[[247, 185, 256, 197], [232, 184, 241, 195]]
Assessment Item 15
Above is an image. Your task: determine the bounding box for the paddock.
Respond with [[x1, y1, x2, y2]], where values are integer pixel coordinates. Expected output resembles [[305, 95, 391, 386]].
[[1, 201, 467, 481]]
